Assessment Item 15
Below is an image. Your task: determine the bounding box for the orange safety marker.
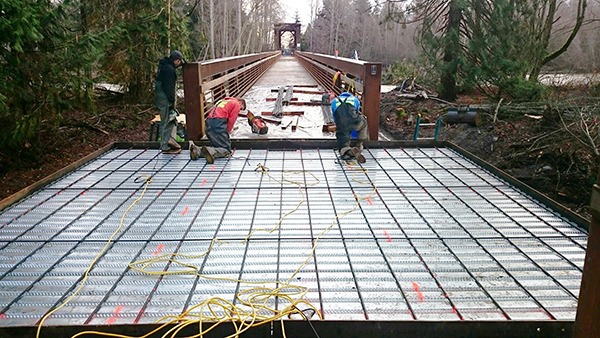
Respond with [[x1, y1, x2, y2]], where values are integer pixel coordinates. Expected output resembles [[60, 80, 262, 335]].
[[412, 282, 424, 302], [106, 305, 123, 324], [153, 244, 165, 255], [383, 230, 392, 242]]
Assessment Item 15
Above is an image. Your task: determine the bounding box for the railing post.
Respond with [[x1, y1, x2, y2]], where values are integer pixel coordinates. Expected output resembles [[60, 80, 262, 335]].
[[363, 63, 381, 141], [573, 168, 600, 337], [182, 63, 205, 141]]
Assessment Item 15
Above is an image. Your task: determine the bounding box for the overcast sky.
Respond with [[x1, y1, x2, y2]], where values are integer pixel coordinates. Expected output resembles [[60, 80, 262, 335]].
[[278, 0, 315, 28]]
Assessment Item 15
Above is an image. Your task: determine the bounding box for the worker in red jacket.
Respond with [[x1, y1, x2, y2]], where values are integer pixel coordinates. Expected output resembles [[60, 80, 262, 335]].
[[189, 97, 246, 164]]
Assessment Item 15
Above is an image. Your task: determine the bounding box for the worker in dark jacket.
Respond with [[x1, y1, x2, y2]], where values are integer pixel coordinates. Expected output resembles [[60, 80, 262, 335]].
[[189, 97, 246, 164], [331, 91, 367, 163], [155, 50, 185, 154]]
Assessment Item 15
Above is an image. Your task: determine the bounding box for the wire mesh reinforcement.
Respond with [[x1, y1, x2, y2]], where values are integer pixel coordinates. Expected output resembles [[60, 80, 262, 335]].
[[0, 146, 587, 328]]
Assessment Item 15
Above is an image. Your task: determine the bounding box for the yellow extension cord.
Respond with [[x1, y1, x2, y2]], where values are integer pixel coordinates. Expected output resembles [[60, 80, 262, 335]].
[[36, 160, 377, 338]]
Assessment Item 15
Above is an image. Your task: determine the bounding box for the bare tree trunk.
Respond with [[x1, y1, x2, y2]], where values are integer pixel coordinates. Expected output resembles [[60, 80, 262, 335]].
[[238, 0, 242, 55], [210, 0, 215, 59], [440, 0, 461, 101], [309, 0, 316, 50], [222, 0, 227, 57], [167, 0, 171, 51], [329, 0, 335, 54], [530, 0, 587, 80]]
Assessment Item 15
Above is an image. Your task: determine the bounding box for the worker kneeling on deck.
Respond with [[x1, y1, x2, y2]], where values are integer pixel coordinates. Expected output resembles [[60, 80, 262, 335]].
[[331, 91, 367, 163], [189, 97, 245, 164]]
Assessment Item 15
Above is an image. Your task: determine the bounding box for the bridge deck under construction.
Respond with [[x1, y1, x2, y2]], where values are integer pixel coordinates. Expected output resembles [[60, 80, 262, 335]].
[[0, 142, 586, 337]]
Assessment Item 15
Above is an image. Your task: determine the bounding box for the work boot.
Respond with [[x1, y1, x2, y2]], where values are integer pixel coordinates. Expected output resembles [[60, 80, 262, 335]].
[[341, 153, 353, 161], [201, 146, 214, 164], [357, 142, 364, 152], [189, 140, 200, 160], [168, 138, 181, 150], [351, 147, 366, 164], [162, 148, 181, 155]]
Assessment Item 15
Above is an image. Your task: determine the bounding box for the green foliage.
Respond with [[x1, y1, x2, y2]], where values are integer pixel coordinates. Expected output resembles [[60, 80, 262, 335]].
[[395, 107, 406, 119], [0, 0, 192, 158], [382, 62, 418, 85], [416, 0, 567, 102], [0, 0, 45, 53], [498, 77, 546, 102]]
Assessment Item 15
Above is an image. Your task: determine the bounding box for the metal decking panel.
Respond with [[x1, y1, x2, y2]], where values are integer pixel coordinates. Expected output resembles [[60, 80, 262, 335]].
[[0, 145, 587, 332]]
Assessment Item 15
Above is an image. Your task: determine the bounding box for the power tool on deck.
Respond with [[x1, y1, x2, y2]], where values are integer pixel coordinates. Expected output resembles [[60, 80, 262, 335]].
[[247, 111, 268, 134]]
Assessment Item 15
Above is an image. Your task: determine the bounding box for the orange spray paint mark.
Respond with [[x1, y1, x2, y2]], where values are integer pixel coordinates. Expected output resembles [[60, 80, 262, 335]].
[[181, 206, 189, 216], [412, 282, 424, 302], [153, 244, 165, 255], [201, 179, 207, 186], [383, 230, 392, 242], [107, 305, 123, 324]]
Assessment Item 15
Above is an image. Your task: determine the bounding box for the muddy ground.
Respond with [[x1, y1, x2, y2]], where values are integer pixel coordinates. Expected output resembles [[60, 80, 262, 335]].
[[1, 91, 596, 221]]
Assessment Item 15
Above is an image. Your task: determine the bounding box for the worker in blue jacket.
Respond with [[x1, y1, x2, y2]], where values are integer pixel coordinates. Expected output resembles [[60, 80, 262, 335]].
[[331, 90, 368, 163]]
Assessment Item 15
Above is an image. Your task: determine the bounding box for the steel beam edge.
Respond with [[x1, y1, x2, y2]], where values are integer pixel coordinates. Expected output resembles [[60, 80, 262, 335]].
[[274, 320, 574, 338], [0, 322, 271, 338], [0, 320, 573, 338], [572, 170, 600, 337]]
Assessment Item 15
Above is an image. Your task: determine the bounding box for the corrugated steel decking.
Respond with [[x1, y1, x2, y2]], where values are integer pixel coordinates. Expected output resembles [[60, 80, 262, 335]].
[[0, 145, 587, 336]]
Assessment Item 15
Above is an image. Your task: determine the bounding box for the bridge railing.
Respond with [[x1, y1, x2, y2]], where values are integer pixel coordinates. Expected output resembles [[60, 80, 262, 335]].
[[295, 51, 382, 140], [182, 52, 281, 140]]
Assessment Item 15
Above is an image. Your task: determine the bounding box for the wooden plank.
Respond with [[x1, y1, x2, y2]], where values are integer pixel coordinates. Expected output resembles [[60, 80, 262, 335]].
[[266, 97, 298, 102], [261, 116, 282, 125], [264, 100, 321, 106], [293, 89, 325, 95], [261, 111, 304, 116], [322, 124, 337, 132]]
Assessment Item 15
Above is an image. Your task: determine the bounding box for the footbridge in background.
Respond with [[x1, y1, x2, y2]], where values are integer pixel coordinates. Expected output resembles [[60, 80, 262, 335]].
[[182, 51, 382, 142], [0, 51, 599, 338]]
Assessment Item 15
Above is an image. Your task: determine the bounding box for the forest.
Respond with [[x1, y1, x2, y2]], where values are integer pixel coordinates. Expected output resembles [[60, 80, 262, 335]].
[[1, 0, 600, 211]]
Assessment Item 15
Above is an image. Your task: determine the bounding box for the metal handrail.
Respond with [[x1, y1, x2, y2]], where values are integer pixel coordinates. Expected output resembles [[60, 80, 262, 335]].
[[295, 52, 382, 140], [182, 52, 281, 140]]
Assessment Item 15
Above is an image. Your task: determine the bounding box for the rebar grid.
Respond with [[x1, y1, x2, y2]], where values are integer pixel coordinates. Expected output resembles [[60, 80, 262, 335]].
[[0, 146, 586, 327]]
